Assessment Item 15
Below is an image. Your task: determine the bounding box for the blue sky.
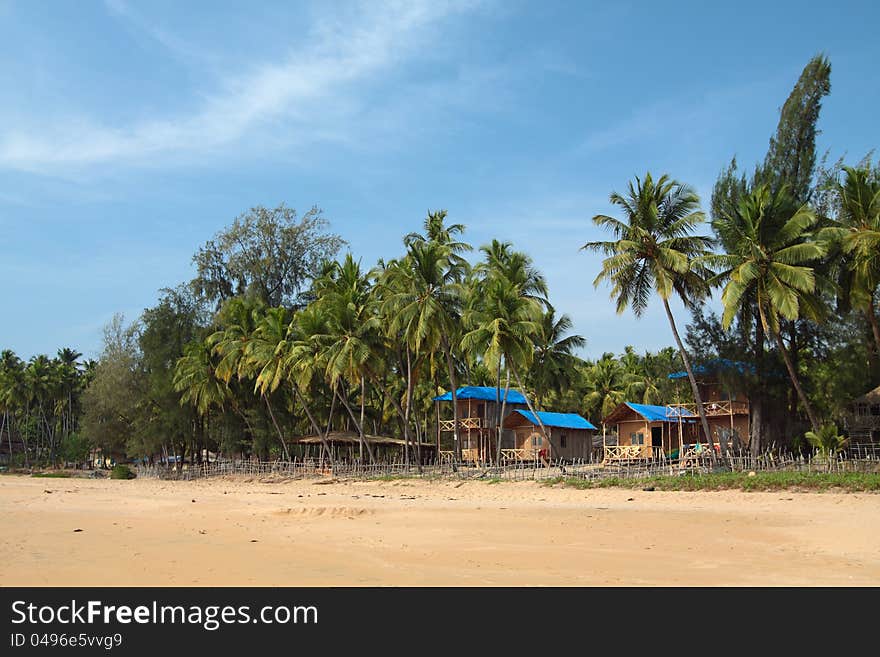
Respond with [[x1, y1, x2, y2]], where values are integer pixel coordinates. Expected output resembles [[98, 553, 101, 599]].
[[1, 0, 878, 361]]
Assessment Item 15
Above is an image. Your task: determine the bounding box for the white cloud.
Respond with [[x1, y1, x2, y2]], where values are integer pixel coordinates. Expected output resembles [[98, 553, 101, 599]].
[[0, 1, 481, 173]]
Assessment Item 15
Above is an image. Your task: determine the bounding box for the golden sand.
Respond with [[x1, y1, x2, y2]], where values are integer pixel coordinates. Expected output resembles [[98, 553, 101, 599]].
[[2, 474, 878, 586]]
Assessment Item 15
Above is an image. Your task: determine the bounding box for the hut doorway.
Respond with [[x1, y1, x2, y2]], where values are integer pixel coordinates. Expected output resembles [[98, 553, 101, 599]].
[[651, 426, 663, 448]]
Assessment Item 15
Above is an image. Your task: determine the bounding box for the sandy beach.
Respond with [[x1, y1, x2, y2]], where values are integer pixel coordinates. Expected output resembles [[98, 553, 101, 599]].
[[2, 474, 878, 586]]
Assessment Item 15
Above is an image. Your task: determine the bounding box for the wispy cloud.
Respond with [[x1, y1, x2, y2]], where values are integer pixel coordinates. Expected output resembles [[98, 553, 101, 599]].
[[0, 1, 481, 173], [577, 78, 778, 155]]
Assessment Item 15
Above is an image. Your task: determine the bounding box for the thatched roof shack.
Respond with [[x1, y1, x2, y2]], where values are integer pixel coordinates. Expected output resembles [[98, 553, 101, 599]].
[[288, 431, 435, 449], [287, 431, 436, 461], [853, 385, 880, 405], [846, 385, 880, 442]]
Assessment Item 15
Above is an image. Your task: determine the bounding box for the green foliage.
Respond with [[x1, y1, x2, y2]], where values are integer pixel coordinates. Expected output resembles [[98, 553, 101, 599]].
[[59, 433, 89, 464], [110, 464, 136, 480], [544, 471, 880, 492], [192, 204, 344, 308], [759, 54, 832, 204], [804, 423, 847, 458], [80, 314, 144, 456]]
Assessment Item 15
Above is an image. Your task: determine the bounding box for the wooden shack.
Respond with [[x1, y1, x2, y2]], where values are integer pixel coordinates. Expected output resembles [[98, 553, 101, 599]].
[[501, 410, 597, 461], [844, 385, 880, 444], [288, 431, 436, 463], [602, 402, 700, 460], [433, 386, 530, 463], [666, 358, 752, 450]]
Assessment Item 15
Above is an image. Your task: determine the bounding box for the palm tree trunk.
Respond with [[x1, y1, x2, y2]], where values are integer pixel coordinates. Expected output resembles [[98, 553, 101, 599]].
[[403, 347, 414, 466], [751, 318, 765, 459], [263, 395, 291, 460], [336, 384, 376, 463], [512, 366, 559, 460], [496, 366, 510, 465], [360, 378, 366, 464], [662, 298, 720, 465], [364, 369, 417, 456], [291, 384, 335, 467], [868, 298, 880, 361], [441, 336, 461, 461], [771, 329, 820, 433], [323, 389, 339, 459]]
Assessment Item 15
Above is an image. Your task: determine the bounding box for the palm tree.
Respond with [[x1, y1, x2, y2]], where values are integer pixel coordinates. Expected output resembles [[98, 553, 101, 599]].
[[0, 351, 25, 463], [56, 348, 82, 444], [462, 244, 553, 461], [583, 173, 720, 462], [284, 305, 338, 465], [804, 423, 847, 471], [707, 184, 827, 432], [529, 310, 586, 410], [382, 239, 469, 459], [315, 255, 380, 463], [247, 307, 294, 460], [584, 353, 629, 420], [174, 341, 231, 418], [821, 166, 880, 354]]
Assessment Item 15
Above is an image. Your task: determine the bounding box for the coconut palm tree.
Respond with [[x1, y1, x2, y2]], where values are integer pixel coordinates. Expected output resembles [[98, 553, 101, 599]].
[[0, 351, 26, 463], [382, 239, 469, 459], [283, 305, 338, 465], [529, 310, 586, 410], [804, 423, 847, 471], [820, 166, 880, 354], [707, 184, 827, 432], [246, 307, 294, 460], [583, 172, 720, 462], [315, 255, 380, 463], [462, 245, 553, 461], [173, 341, 231, 418], [584, 353, 629, 420]]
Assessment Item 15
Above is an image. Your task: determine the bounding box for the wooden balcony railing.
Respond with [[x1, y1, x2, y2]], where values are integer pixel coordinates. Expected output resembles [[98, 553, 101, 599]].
[[602, 445, 649, 461], [438, 417, 482, 432], [668, 400, 749, 418], [500, 448, 530, 461]]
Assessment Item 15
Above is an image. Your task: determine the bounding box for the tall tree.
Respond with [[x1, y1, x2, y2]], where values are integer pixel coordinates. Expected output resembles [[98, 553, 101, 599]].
[[583, 173, 721, 462], [383, 230, 470, 460], [707, 184, 828, 432], [820, 166, 880, 355], [711, 54, 833, 451], [760, 54, 832, 204], [463, 242, 551, 461], [529, 310, 586, 410], [192, 204, 344, 309]]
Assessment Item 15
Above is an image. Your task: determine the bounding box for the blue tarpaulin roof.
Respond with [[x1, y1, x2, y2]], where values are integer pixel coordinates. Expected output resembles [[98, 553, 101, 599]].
[[667, 358, 755, 380], [513, 410, 597, 430], [432, 386, 528, 404], [625, 402, 696, 422]]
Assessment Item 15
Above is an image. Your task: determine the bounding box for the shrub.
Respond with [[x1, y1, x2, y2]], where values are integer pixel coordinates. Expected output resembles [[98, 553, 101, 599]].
[[110, 464, 136, 480]]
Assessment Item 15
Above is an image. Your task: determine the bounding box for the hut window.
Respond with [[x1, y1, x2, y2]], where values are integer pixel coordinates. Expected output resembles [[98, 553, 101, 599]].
[[532, 434, 542, 447], [630, 432, 644, 446], [560, 434, 567, 448]]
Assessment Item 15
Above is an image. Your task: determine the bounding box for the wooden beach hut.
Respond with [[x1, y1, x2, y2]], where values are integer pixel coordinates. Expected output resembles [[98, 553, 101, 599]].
[[666, 358, 752, 450], [844, 385, 880, 444], [432, 386, 529, 463], [601, 402, 699, 461], [501, 410, 597, 461]]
